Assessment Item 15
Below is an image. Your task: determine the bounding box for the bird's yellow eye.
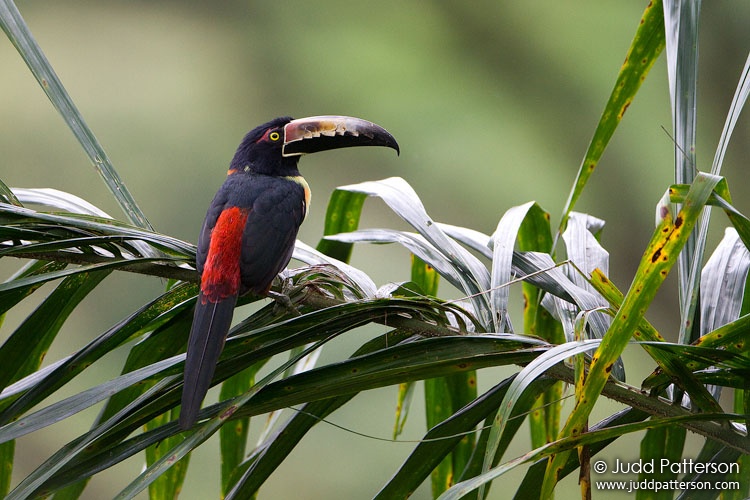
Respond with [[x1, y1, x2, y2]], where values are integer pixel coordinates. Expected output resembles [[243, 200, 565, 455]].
[[269, 131, 281, 141]]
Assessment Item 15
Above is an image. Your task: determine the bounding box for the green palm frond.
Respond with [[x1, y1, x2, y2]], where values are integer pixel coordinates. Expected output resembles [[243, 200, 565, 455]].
[[3, 0, 750, 499]]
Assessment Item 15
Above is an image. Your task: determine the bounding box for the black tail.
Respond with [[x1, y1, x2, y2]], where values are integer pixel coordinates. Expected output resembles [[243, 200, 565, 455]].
[[179, 292, 238, 429]]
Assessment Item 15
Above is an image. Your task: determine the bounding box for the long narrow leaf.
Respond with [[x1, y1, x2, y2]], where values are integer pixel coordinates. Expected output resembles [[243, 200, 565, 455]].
[[0, 356, 180, 444], [0, 1, 152, 230], [541, 173, 722, 496], [559, 214, 624, 384], [115, 333, 343, 499], [669, 180, 750, 252], [6, 380, 172, 500], [415, 254, 458, 497], [702, 229, 750, 335], [558, 0, 665, 231], [338, 177, 492, 326], [0, 282, 196, 424], [377, 375, 522, 499], [664, 0, 703, 346], [0, 202, 195, 257], [329, 229, 479, 306], [710, 51, 750, 176], [0, 178, 20, 206], [479, 339, 603, 498], [442, 412, 742, 500], [0, 270, 109, 390], [514, 407, 651, 499], [224, 329, 416, 498], [589, 269, 724, 413], [513, 202, 563, 454], [490, 202, 544, 333], [0, 260, 67, 317]]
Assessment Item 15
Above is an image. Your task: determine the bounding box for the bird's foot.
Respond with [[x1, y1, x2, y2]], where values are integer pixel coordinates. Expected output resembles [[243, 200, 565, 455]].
[[268, 290, 301, 317]]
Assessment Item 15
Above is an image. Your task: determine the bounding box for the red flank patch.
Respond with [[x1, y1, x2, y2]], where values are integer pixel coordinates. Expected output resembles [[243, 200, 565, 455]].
[[200, 206, 249, 302]]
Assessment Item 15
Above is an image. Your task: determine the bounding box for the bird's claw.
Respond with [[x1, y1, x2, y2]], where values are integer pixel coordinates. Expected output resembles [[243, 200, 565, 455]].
[[267, 290, 300, 316]]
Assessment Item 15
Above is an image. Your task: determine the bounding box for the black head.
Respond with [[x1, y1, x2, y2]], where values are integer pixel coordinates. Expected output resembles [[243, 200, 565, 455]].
[[229, 115, 399, 177], [229, 116, 296, 177]]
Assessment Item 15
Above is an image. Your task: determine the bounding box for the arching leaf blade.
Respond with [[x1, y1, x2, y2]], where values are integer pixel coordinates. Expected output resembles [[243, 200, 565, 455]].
[[513, 204, 564, 453], [0, 2, 152, 230], [443, 412, 741, 500], [542, 173, 722, 497], [0, 270, 110, 392], [337, 177, 492, 327], [224, 329, 415, 499], [558, 0, 665, 231]]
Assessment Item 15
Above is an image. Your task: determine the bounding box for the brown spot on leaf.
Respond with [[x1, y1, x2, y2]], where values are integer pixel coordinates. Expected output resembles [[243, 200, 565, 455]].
[[651, 248, 662, 263], [619, 101, 631, 119]]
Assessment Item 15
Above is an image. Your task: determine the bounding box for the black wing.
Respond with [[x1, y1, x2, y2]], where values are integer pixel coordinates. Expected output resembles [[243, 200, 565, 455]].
[[239, 177, 307, 294]]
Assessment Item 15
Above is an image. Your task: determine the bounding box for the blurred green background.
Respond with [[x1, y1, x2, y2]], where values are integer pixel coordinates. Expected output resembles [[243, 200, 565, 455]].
[[2, 1, 750, 498]]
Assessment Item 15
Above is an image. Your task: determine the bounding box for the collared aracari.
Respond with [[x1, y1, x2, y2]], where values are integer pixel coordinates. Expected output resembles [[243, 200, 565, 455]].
[[179, 115, 399, 429]]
